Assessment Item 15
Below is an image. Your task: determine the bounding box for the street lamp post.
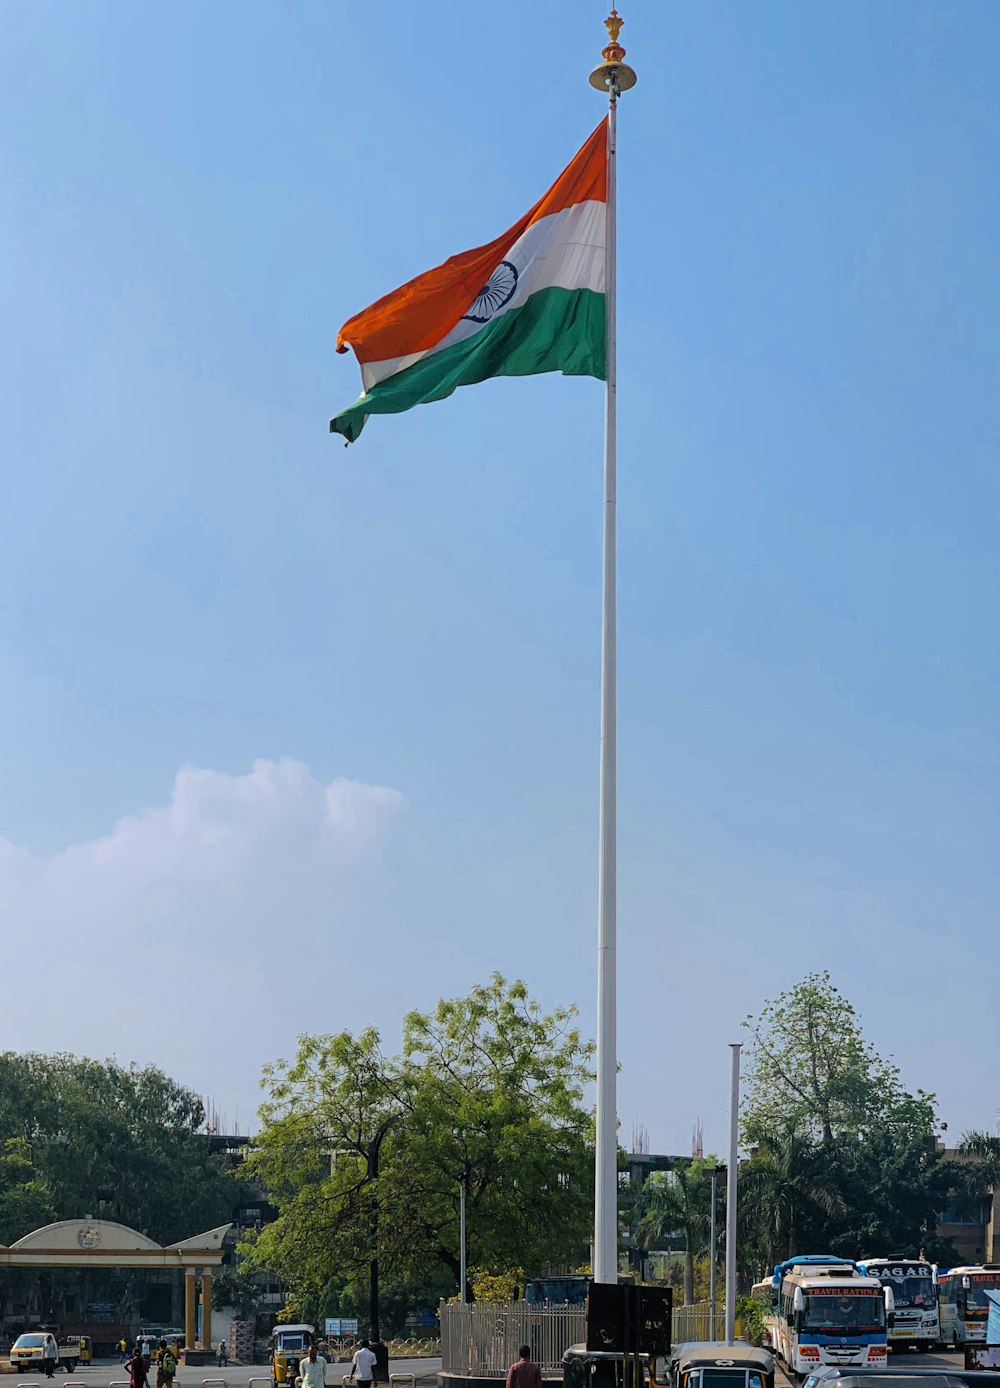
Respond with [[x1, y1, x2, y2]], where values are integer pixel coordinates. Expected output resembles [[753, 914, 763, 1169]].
[[457, 1163, 471, 1303], [702, 1162, 725, 1339], [725, 1044, 741, 1344]]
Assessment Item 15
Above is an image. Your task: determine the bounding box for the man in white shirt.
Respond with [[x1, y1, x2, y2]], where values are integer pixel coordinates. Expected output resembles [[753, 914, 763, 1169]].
[[351, 1339, 378, 1386], [298, 1343, 327, 1388]]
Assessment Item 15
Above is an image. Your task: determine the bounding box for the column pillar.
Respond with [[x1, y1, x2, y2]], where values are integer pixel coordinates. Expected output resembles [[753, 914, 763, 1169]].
[[184, 1270, 197, 1357], [200, 1271, 213, 1351]]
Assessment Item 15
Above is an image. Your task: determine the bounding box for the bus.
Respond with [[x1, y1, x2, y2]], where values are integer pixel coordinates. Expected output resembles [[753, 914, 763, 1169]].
[[771, 1262, 892, 1377], [856, 1258, 938, 1351], [938, 1266, 1000, 1349]]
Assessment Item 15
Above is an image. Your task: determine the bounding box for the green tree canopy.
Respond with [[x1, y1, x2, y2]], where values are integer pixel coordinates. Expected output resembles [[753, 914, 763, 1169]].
[[739, 975, 953, 1276], [741, 970, 926, 1146], [0, 1052, 236, 1243], [243, 974, 594, 1327]]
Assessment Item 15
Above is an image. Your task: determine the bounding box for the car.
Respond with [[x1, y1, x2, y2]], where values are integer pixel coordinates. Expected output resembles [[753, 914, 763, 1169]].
[[802, 1372, 1000, 1388]]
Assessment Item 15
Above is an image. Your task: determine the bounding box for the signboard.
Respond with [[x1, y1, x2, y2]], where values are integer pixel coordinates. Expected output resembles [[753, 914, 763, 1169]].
[[808, 1287, 882, 1296], [967, 1347, 1000, 1370], [324, 1318, 359, 1336], [586, 1284, 672, 1355]]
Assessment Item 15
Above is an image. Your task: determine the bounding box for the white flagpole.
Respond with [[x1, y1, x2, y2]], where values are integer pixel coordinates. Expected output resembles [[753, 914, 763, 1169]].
[[589, 9, 636, 1287]]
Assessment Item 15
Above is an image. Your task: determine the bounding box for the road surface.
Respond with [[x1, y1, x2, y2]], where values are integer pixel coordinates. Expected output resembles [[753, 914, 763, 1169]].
[[16, 1361, 441, 1388]]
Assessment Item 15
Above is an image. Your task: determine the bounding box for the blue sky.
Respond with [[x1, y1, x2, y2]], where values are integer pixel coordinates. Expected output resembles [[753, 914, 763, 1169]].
[[2, 0, 999, 1153]]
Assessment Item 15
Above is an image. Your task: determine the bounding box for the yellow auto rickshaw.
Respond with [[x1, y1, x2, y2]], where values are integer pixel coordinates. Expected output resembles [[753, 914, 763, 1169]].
[[271, 1324, 314, 1387], [651, 1343, 775, 1388]]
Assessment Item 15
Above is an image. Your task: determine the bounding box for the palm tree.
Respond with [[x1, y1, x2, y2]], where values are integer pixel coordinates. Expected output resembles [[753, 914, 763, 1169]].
[[958, 1130, 1000, 1180], [955, 1130, 1000, 1251], [738, 1125, 846, 1270], [635, 1161, 712, 1305]]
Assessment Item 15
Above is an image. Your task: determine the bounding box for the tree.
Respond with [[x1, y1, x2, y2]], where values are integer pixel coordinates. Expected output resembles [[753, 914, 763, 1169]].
[[243, 975, 594, 1330], [739, 976, 949, 1277], [397, 976, 594, 1292], [742, 971, 921, 1146], [0, 1052, 237, 1243], [738, 1125, 845, 1266], [0, 1139, 55, 1245], [635, 1160, 714, 1305], [957, 1130, 1000, 1184], [950, 1129, 1000, 1254]]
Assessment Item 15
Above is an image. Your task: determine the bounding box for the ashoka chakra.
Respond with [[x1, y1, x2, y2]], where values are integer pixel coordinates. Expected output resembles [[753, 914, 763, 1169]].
[[462, 260, 519, 323]]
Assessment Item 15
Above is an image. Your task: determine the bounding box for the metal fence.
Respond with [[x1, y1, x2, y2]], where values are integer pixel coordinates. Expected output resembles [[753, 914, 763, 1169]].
[[440, 1299, 729, 1377], [672, 1303, 724, 1344], [440, 1303, 586, 1377]]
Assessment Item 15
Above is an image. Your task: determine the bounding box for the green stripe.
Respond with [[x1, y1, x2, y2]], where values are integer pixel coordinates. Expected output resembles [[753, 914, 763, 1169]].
[[330, 285, 606, 443]]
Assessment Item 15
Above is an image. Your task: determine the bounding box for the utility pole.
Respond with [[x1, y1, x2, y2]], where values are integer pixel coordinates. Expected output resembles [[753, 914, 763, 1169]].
[[457, 1163, 471, 1302], [725, 1044, 741, 1343], [708, 1163, 724, 1338]]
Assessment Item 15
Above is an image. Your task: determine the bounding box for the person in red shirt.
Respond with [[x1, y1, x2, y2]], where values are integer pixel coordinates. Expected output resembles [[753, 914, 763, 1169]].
[[506, 1345, 542, 1388]]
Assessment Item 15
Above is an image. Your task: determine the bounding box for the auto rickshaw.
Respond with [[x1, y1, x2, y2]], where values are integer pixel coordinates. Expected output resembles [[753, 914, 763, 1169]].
[[271, 1324, 314, 1387], [651, 1343, 775, 1388]]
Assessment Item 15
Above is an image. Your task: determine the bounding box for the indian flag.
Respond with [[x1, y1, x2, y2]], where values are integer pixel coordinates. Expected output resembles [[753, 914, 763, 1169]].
[[330, 121, 608, 443]]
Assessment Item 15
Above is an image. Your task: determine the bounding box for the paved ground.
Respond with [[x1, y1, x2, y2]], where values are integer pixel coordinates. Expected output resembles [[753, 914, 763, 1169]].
[[11, 1348, 967, 1388], [7, 1361, 442, 1388], [772, 1348, 965, 1387]]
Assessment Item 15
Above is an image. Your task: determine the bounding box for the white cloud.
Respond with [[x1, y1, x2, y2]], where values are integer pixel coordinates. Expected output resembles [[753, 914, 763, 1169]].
[[0, 759, 405, 1125]]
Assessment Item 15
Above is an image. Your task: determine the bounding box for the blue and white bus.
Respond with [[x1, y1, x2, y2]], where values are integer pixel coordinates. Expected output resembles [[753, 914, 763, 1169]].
[[771, 1259, 892, 1377], [856, 1258, 938, 1351]]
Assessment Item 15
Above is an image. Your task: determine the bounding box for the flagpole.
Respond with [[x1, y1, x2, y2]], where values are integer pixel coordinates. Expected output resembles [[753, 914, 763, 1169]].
[[589, 9, 636, 1287]]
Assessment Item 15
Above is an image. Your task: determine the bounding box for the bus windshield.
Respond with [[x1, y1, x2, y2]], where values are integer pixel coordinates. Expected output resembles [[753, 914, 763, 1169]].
[[803, 1293, 885, 1333], [894, 1276, 935, 1308], [965, 1284, 1000, 1312]]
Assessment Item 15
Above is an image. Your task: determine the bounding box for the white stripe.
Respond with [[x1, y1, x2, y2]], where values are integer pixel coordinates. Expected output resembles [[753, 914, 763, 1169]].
[[360, 199, 606, 391]]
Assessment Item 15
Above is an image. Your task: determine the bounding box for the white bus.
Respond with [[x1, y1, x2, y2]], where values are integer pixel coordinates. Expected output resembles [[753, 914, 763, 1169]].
[[856, 1258, 938, 1351], [772, 1264, 892, 1377], [937, 1265, 1000, 1348]]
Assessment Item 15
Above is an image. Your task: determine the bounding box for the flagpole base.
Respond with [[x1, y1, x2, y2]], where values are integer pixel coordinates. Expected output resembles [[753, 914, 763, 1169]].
[[589, 60, 637, 93]]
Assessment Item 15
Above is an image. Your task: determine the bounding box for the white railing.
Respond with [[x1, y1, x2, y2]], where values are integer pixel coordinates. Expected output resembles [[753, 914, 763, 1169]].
[[673, 1303, 724, 1343], [440, 1302, 586, 1378]]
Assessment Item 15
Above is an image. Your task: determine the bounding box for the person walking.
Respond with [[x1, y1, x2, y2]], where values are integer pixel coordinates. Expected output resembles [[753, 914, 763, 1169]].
[[42, 1335, 58, 1380], [155, 1339, 178, 1388], [119, 1338, 129, 1363], [217, 1340, 228, 1368], [350, 1339, 377, 1388], [298, 1342, 327, 1388], [128, 1346, 150, 1388], [505, 1345, 542, 1388]]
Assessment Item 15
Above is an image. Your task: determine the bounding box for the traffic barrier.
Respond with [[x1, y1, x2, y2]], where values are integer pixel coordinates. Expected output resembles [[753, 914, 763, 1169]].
[[248, 1378, 273, 1388], [201, 1380, 228, 1388], [390, 1375, 416, 1388]]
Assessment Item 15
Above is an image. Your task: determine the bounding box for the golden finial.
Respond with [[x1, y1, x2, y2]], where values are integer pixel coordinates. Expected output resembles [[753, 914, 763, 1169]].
[[603, 8, 626, 64], [589, 7, 637, 95]]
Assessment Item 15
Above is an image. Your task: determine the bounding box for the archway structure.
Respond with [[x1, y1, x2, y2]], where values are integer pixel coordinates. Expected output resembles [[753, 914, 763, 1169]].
[[0, 1219, 232, 1355]]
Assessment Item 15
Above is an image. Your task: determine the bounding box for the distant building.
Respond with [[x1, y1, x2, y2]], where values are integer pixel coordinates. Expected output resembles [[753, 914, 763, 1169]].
[[936, 1144, 1000, 1264]]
